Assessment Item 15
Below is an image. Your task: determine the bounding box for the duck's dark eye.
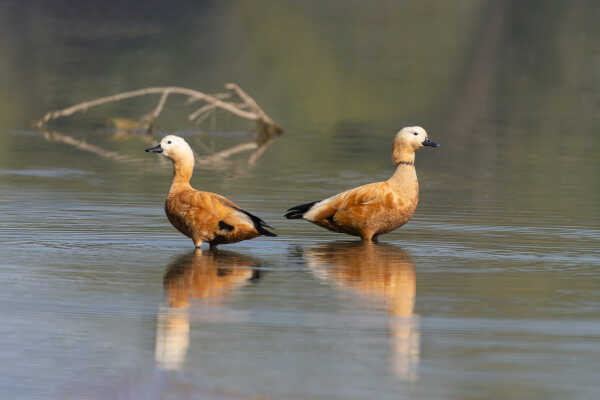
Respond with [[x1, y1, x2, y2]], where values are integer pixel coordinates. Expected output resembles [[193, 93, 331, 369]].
[[413, 132, 418, 136], [167, 140, 172, 144]]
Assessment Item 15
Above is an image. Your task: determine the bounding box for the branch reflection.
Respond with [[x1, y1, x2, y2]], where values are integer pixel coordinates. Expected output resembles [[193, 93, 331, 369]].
[[155, 249, 260, 371], [305, 242, 419, 381]]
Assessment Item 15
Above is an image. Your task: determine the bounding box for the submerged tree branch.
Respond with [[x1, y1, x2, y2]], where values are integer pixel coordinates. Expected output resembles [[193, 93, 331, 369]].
[[35, 83, 281, 177], [34, 84, 283, 137]]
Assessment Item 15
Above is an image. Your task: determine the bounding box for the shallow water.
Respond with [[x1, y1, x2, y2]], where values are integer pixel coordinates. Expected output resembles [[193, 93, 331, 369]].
[[1, 1, 600, 399]]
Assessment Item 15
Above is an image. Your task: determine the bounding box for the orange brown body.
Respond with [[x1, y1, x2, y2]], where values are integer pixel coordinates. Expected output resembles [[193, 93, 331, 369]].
[[305, 180, 419, 240]]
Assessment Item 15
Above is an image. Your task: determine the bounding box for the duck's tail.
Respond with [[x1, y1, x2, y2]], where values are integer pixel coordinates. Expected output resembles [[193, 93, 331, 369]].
[[284, 201, 319, 219], [238, 209, 277, 237]]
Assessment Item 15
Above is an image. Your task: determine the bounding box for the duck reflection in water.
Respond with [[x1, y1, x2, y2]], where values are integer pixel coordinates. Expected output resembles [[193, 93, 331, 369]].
[[155, 249, 261, 371], [305, 242, 419, 381]]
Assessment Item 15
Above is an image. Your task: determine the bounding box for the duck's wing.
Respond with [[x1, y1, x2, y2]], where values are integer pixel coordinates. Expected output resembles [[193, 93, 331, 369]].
[[169, 190, 275, 239], [285, 182, 384, 224], [211, 193, 276, 237]]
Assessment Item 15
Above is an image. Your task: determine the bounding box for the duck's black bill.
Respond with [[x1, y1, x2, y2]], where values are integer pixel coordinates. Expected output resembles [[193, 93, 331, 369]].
[[422, 138, 439, 147], [145, 144, 163, 153]]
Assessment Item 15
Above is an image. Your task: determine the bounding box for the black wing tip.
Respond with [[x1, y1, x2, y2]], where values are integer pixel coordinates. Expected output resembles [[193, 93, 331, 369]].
[[258, 227, 277, 237], [284, 211, 304, 219], [237, 208, 277, 238], [284, 201, 319, 219]]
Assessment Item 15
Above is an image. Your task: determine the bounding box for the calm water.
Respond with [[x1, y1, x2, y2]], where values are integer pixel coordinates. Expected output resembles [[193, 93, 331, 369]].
[[1, 1, 600, 399]]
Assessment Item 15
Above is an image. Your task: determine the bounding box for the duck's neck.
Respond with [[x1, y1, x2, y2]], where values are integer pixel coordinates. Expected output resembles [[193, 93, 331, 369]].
[[392, 146, 416, 166], [388, 148, 418, 192], [388, 162, 417, 186], [169, 157, 194, 194]]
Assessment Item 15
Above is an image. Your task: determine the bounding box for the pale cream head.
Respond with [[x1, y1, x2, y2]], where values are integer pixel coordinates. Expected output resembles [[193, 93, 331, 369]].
[[145, 135, 196, 182], [157, 135, 194, 162], [392, 126, 438, 164], [395, 126, 429, 151]]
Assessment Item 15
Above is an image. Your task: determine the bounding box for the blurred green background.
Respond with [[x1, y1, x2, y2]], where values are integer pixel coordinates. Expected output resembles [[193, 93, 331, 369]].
[[1, 0, 598, 227]]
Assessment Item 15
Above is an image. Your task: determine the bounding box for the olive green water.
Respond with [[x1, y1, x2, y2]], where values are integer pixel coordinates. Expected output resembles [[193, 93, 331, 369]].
[[1, 1, 599, 399]]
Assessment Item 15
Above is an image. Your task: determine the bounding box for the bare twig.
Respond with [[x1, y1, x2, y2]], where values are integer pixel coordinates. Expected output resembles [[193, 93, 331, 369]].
[[38, 86, 257, 124], [225, 84, 269, 122], [151, 90, 170, 120], [188, 103, 217, 122], [185, 92, 230, 105], [226, 83, 283, 136], [34, 84, 282, 137]]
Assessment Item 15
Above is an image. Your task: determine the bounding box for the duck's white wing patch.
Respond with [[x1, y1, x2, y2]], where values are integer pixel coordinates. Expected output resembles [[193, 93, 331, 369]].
[[303, 195, 337, 221], [232, 209, 255, 228], [215, 198, 256, 229]]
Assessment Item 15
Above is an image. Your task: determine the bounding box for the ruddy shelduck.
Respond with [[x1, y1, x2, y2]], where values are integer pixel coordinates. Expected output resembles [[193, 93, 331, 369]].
[[146, 135, 276, 248], [285, 126, 438, 242]]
